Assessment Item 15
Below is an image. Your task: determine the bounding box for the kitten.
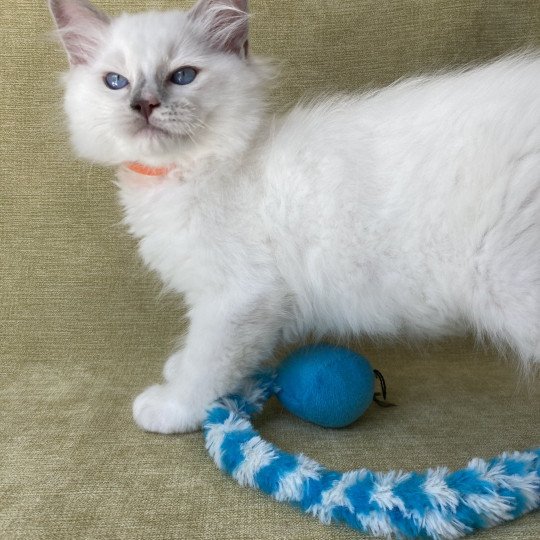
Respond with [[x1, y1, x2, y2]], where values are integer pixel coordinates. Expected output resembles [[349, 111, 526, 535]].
[[49, 0, 540, 434]]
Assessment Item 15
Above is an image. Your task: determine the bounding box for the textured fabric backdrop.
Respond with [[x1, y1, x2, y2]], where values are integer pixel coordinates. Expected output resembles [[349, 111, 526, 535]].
[[1, 1, 539, 539]]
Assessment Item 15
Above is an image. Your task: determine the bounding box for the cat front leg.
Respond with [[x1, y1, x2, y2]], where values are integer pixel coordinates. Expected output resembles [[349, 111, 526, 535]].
[[162, 350, 185, 382], [133, 291, 284, 434]]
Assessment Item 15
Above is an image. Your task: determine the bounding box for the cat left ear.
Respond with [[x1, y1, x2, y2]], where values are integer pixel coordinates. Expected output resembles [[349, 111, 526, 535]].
[[48, 0, 110, 66], [189, 0, 249, 57]]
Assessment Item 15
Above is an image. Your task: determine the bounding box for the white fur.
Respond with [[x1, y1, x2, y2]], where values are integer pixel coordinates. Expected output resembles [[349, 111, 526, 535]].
[[233, 437, 276, 486], [50, 0, 540, 434], [274, 454, 321, 502], [205, 412, 252, 469], [309, 470, 366, 523]]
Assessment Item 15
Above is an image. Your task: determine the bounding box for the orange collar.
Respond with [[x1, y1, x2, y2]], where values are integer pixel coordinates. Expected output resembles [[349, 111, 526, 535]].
[[124, 162, 175, 177]]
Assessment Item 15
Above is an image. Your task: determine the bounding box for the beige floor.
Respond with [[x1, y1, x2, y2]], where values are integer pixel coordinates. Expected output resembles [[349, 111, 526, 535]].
[[2, 336, 539, 539]]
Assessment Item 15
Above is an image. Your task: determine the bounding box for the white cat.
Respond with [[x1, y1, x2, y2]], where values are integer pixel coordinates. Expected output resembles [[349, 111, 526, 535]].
[[49, 0, 540, 434]]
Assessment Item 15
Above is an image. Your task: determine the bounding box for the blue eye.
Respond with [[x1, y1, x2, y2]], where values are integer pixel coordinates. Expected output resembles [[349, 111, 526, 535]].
[[104, 72, 129, 90], [170, 67, 197, 85]]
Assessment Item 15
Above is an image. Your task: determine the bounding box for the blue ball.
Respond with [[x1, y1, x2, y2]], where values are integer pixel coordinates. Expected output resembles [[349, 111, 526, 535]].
[[275, 344, 375, 428]]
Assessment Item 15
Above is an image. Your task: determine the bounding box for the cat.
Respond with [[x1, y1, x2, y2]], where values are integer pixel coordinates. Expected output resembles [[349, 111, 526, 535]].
[[48, 0, 540, 434]]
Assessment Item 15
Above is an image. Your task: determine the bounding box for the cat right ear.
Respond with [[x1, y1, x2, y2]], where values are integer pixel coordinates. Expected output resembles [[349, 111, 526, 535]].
[[48, 0, 110, 66], [189, 0, 249, 57]]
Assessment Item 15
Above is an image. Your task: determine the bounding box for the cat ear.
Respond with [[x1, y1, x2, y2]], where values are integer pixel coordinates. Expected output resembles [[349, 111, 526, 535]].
[[189, 0, 249, 57], [48, 0, 110, 66]]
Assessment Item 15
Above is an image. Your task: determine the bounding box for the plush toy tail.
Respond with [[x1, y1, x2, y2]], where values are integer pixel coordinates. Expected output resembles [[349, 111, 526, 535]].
[[203, 372, 540, 540]]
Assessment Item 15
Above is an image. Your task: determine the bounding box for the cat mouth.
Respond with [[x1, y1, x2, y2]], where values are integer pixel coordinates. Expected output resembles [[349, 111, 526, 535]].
[[135, 123, 171, 138]]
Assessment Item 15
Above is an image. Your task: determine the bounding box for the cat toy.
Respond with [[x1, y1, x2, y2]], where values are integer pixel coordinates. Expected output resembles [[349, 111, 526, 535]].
[[203, 344, 539, 539]]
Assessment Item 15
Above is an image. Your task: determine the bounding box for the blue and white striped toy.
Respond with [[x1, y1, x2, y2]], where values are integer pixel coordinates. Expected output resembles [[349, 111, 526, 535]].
[[203, 350, 539, 539]]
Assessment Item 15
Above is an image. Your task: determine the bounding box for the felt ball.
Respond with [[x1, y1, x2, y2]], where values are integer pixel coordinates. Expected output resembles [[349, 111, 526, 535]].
[[275, 344, 375, 428]]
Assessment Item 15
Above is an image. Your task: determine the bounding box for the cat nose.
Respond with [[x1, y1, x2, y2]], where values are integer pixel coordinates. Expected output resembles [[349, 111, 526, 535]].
[[131, 98, 161, 121]]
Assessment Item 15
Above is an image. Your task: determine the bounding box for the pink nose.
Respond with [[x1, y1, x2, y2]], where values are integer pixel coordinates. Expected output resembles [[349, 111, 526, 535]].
[[131, 99, 160, 121]]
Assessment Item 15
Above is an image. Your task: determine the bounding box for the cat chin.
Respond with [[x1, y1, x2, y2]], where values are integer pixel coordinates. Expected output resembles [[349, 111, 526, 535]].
[[132, 136, 194, 164], [71, 128, 194, 166]]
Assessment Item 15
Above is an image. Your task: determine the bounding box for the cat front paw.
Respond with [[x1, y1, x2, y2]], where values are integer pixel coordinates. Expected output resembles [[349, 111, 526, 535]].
[[132, 384, 206, 434]]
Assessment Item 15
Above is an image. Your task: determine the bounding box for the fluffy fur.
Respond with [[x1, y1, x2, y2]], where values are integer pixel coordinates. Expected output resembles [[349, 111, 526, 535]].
[[49, 0, 540, 434]]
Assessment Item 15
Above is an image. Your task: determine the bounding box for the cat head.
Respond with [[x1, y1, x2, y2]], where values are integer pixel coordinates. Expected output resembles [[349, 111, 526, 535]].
[[49, 0, 269, 166]]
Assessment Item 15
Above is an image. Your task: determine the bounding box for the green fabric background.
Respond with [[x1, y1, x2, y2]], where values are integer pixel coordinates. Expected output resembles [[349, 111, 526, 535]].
[[1, 1, 539, 538]]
